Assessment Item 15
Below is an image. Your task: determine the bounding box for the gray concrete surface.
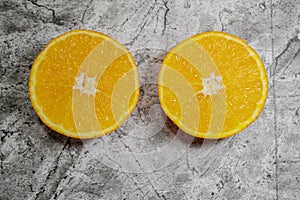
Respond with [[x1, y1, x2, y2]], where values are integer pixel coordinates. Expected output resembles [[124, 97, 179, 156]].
[[1, 0, 300, 199]]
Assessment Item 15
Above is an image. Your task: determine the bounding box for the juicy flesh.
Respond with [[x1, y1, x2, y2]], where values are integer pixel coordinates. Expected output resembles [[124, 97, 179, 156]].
[[33, 33, 139, 135], [159, 34, 265, 135]]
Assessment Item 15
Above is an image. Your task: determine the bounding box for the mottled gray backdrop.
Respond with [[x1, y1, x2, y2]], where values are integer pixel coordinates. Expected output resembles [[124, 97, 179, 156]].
[[0, 0, 300, 199]]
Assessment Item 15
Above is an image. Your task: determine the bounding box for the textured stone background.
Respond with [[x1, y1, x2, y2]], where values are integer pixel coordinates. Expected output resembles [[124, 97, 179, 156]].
[[1, 0, 300, 199]]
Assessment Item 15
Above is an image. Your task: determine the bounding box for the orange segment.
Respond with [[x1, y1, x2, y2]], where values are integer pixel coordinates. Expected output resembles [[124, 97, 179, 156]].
[[29, 30, 139, 139], [160, 86, 182, 120], [158, 32, 268, 139], [196, 95, 211, 133]]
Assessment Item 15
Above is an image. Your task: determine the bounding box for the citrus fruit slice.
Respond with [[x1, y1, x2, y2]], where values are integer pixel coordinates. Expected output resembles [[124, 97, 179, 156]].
[[29, 30, 139, 139], [158, 32, 268, 139]]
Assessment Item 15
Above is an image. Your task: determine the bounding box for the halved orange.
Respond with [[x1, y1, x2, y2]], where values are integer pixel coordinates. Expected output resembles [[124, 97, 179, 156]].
[[29, 30, 139, 139], [158, 32, 268, 139]]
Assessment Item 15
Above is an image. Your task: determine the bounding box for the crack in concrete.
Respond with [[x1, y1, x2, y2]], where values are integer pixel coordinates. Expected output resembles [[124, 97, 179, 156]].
[[233, 151, 241, 177], [124, 0, 158, 46], [271, 10, 300, 198], [185, 148, 201, 176], [162, 0, 169, 35], [69, 140, 149, 199], [52, 176, 74, 199], [1, 118, 21, 143], [270, 1, 279, 199], [33, 138, 71, 200], [280, 47, 300, 76], [199, 156, 219, 179], [101, 150, 148, 198], [184, 0, 191, 9], [120, 0, 144, 29], [144, 5, 164, 34], [119, 140, 167, 200], [26, 0, 63, 26], [278, 160, 300, 164], [154, 8, 161, 32], [0, 146, 8, 175], [51, 143, 83, 199], [276, 94, 300, 99], [80, 0, 94, 24], [295, 106, 300, 117], [219, 11, 224, 32], [273, 35, 300, 77]]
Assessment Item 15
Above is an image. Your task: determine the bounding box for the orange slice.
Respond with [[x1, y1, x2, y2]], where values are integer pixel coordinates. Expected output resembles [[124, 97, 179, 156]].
[[29, 30, 139, 139], [158, 32, 268, 139]]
